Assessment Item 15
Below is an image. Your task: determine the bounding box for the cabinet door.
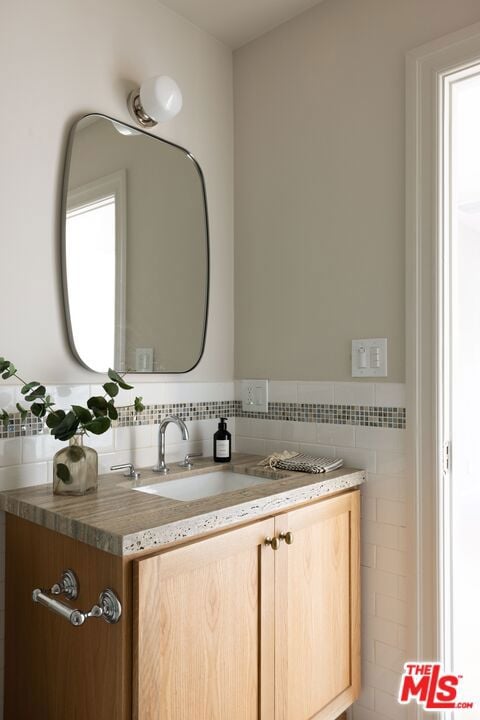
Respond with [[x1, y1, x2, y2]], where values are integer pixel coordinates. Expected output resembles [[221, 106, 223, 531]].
[[275, 491, 360, 720], [134, 518, 275, 720]]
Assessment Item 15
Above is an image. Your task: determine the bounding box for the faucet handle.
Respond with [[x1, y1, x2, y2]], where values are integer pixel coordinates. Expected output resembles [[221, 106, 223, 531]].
[[178, 453, 202, 469], [110, 463, 141, 480]]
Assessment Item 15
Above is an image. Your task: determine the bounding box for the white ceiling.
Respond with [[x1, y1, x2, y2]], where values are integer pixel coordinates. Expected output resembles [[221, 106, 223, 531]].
[[159, 0, 324, 49]]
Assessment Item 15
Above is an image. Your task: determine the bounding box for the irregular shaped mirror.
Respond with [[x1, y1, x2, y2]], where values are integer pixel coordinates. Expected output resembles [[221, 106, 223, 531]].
[[62, 114, 209, 373]]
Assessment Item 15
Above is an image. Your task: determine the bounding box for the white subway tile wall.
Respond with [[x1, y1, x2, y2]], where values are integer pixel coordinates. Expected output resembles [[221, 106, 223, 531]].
[[0, 379, 407, 718], [236, 380, 408, 720], [333, 382, 376, 406]]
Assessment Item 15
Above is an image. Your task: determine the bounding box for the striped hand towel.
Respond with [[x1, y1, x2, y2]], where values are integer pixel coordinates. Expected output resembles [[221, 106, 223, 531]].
[[259, 451, 343, 474]]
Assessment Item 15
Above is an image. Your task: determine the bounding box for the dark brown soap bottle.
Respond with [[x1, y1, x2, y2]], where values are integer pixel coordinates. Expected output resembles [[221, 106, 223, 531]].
[[214, 417, 231, 462]]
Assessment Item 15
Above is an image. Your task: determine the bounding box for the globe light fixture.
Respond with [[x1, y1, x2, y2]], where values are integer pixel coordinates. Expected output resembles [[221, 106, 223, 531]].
[[128, 75, 183, 128]]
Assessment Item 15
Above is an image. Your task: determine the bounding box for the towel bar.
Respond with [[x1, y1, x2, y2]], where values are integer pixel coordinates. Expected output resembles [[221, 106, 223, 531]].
[[32, 569, 121, 626]]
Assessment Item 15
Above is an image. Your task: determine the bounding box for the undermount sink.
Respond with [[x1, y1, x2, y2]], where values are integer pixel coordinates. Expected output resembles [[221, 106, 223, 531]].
[[133, 470, 269, 502]]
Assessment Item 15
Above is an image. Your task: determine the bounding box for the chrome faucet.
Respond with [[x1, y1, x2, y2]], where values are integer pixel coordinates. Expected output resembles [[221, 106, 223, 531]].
[[153, 415, 189, 473]]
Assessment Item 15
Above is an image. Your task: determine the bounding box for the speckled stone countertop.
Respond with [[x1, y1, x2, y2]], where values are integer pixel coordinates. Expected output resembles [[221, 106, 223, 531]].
[[0, 454, 364, 557]]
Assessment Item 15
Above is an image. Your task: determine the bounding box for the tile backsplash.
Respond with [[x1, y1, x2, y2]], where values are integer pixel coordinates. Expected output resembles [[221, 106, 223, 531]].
[[1, 380, 406, 442], [0, 379, 407, 718], [0, 382, 236, 491]]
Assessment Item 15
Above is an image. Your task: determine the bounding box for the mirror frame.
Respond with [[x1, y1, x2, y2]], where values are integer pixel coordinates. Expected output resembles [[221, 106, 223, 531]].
[[60, 113, 210, 374]]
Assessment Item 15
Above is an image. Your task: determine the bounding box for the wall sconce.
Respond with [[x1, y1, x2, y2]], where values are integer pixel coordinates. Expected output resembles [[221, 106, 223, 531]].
[[127, 75, 183, 128]]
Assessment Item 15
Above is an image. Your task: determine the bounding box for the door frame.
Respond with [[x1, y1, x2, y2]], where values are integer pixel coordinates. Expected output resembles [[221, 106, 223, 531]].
[[406, 20, 480, 720]]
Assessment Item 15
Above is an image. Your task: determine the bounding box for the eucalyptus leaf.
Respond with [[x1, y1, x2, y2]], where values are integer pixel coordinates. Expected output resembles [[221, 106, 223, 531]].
[[0, 361, 11, 374], [1, 410, 10, 430], [21, 381, 40, 394], [52, 411, 80, 441], [46, 410, 66, 429], [16, 403, 28, 421], [2, 364, 16, 380], [103, 382, 119, 398], [134, 396, 145, 413], [107, 368, 122, 383], [107, 368, 133, 390], [85, 416, 111, 435], [30, 402, 46, 418], [87, 396, 108, 417], [56, 463, 72, 484], [107, 401, 118, 421], [117, 378, 133, 390], [72, 405, 93, 423], [25, 386, 46, 401]]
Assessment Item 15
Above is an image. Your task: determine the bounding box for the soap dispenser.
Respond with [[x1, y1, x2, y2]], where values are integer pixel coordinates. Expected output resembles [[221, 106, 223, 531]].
[[214, 418, 231, 463]]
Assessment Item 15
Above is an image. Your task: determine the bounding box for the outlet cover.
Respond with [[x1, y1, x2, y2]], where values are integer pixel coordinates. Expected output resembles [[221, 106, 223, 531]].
[[241, 379, 269, 412]]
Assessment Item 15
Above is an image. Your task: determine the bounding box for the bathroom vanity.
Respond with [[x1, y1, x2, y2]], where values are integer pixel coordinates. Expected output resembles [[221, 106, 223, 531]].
[[0, 454, 363, 720]]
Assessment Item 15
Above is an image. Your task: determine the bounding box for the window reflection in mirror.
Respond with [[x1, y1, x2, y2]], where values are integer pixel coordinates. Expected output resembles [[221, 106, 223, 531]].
[[66, 196, 116, 372], [65, 168, 127, 373]]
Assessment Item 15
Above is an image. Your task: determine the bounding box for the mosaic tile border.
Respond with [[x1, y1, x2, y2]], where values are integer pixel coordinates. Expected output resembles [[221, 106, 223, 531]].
[[237, 402, 406, 428], [0, 400, 406, 439], [115, 401, 239, 427], [0, 415, 44, 439]]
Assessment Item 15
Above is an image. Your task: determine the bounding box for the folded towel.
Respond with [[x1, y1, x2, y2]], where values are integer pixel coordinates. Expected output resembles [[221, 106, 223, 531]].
[[258, 451, 343, 474]]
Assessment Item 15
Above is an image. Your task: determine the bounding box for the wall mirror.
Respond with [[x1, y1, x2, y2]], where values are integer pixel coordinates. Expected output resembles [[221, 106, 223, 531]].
[[61, 114, 209, 374]]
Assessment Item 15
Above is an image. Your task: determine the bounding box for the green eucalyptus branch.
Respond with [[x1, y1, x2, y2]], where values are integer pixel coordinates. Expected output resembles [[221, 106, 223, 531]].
[[0, 357, 145, 442]]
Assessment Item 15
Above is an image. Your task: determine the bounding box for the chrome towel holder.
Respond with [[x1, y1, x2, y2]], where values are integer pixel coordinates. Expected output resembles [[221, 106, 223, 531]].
[[32, 569, 122, 627]]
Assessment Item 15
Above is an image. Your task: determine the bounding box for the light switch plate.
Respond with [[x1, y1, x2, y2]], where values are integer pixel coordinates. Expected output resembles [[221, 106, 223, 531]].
[[135, 348, 154, 372], [351, 338, 387, 377], [241, 379, 269, 412]]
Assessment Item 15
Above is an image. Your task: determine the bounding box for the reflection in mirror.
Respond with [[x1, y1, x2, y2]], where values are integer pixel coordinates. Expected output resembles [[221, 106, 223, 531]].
[[62, 114, 209, 374]]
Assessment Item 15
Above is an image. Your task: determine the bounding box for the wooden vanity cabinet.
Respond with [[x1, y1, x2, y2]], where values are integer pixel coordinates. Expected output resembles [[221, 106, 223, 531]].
[[133, 490, 360, 720], [4, 488, 359, 720], [274, 490, 360, 720]]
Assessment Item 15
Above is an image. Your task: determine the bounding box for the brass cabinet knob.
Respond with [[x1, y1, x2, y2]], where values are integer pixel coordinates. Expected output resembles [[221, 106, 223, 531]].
[[265, 536, 280, 551], [280, 531, 294, 545]]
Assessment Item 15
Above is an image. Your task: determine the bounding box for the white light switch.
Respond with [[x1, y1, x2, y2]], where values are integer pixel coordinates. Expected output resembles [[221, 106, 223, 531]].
[[241, 379, 269, 412], [352, 339, 387, 377], [135, 348, 154, 372]]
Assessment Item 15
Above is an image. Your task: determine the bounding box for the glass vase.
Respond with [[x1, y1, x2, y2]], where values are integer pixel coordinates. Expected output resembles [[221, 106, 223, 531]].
[[53, 434, 98, 496]]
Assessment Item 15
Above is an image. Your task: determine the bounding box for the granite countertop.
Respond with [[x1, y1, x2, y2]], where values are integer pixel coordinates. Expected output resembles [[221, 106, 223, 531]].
[[0, 453, 365, 557]]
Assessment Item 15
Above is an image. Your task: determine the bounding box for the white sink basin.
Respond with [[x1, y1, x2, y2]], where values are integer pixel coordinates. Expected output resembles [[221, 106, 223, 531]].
[[133, 470, 269, 502]]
